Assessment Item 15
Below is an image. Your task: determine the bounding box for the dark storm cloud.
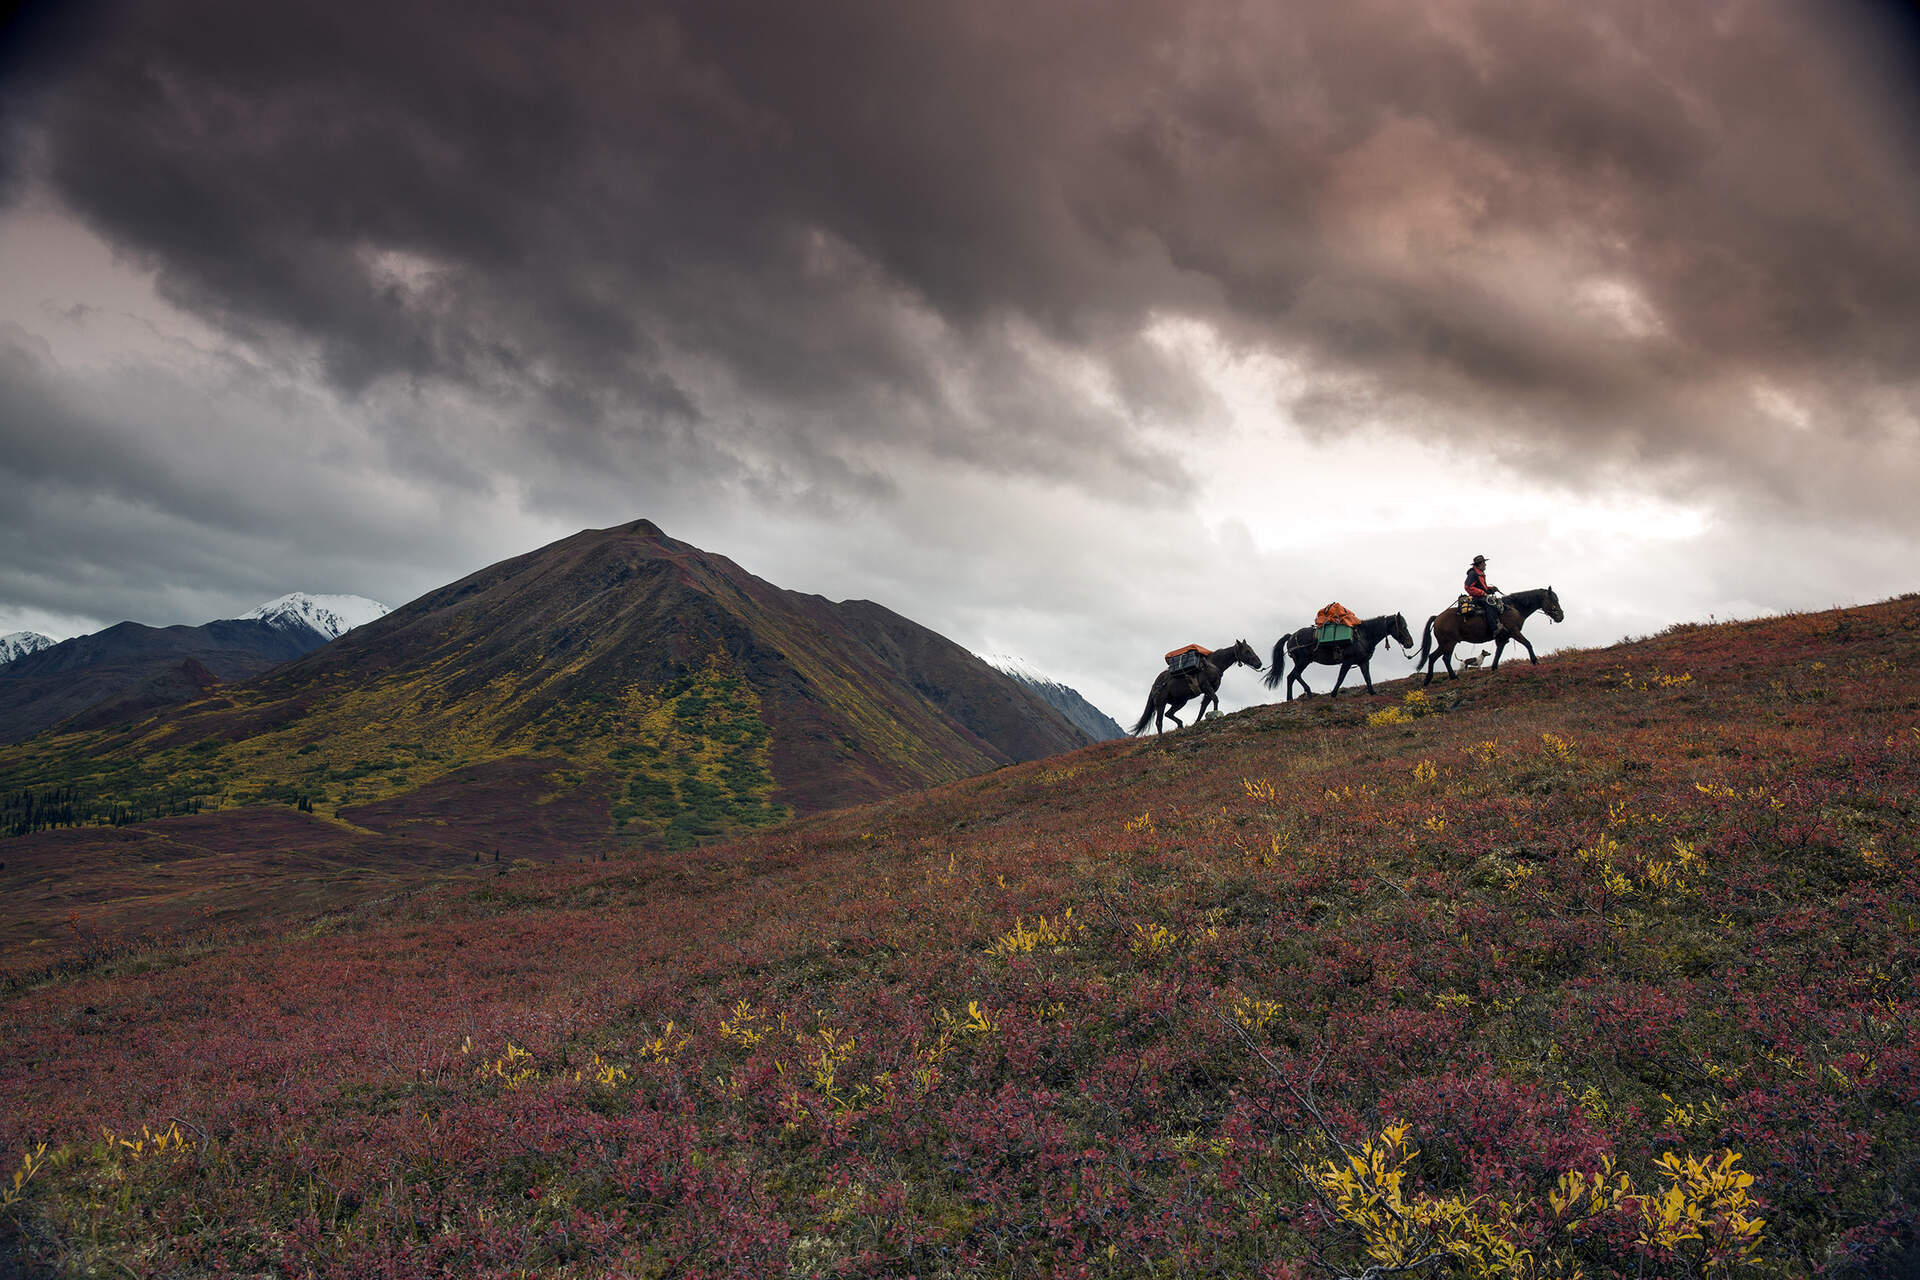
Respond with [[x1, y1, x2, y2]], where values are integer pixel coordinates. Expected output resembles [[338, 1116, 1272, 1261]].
[[7, 0, 1920, 520]]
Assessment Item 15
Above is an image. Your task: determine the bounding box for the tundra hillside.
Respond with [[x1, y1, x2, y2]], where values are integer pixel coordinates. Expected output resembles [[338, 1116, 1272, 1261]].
[[3, 598, 1918, 1277]]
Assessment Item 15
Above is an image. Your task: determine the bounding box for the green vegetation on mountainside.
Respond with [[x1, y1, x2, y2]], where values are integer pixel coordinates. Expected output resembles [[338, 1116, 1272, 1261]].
[[0, 650, 787, 849], [599, 663, 787, 848]]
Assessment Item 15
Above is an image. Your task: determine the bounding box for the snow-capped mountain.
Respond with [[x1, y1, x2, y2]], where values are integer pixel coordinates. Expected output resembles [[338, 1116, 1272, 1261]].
[[240, 593, 389, 640], [978, 652, 1126, 741], [0, 631, 57, 667]]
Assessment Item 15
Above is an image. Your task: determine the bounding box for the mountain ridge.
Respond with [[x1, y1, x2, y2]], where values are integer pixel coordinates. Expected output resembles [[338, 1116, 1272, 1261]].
[[979, 651, 1126, 740], [0, 617, 328, 746], [0, 593, 392, 745]]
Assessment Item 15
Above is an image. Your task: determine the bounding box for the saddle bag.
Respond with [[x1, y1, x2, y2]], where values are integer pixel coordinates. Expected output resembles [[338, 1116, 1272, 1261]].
[[1165, 644, 1210, 674], [1313, 602, 1360, 645]]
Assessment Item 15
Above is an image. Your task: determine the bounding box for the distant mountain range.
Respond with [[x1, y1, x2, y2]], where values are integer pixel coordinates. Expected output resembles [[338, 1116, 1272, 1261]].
[[0, 593, 389, 745], [979, 653, 1125, 740], [0, 521, 1092, 853]]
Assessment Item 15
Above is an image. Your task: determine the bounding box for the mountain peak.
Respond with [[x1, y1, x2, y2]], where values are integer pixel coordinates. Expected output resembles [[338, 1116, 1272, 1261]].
[[17, 526, 1088, 843], [0, 631, 57, 667], [239, 593, 390, 640], [978, 651, 1126, 741]]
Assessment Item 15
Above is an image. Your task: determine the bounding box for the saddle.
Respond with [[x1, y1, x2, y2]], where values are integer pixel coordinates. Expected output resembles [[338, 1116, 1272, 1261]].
[[1457, 592, 1503, 616]]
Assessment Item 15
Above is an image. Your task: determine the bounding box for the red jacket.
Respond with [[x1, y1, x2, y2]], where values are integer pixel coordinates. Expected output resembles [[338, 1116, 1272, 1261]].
[[1465, 566, 1491, 598]]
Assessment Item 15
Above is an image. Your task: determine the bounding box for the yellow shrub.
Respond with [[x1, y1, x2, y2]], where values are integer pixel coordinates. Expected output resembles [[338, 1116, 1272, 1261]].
[[1637, 1151, 1765, 1262], [986, 910, 1085, 958], [1, 1144, 49, 1210], [1309, 1123, 1532, 1278], [1230, 996, 1283, 1031]]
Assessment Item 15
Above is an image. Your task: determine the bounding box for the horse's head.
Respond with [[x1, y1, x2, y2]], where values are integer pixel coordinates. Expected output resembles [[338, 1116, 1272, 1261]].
[[1391, 612, 1415, 651], [1228, 639, 1264, 671], [1544, 587, 1564, 623]]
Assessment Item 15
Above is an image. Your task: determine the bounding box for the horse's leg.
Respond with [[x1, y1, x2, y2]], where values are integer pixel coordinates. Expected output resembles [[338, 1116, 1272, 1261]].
[[1330, 662, 1350, 697], [1440, 640, 1458, 680], [1289, 657, 1311, 700], [1491, 638, 1506, 671], [1360, 655, 1375, 694], [1423, 619, 1453, 686], [1517, 632, 1538, 664]]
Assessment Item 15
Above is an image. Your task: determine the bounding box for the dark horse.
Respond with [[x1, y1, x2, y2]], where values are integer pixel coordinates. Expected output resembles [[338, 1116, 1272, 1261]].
[[1414, 586, 1564, 686], [1129, 640, 1264, 735], [1263, 613, 1415, 701]]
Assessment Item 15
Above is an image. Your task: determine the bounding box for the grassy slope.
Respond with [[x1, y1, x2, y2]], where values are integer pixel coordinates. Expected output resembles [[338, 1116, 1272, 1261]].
[[2, 598, 1918, 1277], [0, 653, 784, 973]]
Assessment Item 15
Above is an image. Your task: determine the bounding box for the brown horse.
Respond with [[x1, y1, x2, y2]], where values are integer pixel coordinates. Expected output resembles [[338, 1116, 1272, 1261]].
[[1129, 640, 1264, 735], [1414, 587, 1564, 685]]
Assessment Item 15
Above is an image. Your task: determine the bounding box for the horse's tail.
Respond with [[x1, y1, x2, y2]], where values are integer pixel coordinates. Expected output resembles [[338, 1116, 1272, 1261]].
[[1414, 615, 1436, 668], [1262, 639, 1288, 690], [1128, 689, 1157, 736]]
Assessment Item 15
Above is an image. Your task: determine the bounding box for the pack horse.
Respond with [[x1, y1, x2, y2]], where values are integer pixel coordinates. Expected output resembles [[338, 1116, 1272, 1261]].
[[1264, 609, 1415, 701], [1130, 640, 1265, 735]]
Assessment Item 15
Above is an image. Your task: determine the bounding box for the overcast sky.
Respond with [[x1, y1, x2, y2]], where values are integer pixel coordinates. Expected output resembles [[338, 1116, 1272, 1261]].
[[3, 0, 1919, 721]]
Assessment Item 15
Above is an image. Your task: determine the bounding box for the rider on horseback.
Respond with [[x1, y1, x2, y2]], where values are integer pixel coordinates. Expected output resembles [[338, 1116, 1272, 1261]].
[[1466, 555, 1503, 640]]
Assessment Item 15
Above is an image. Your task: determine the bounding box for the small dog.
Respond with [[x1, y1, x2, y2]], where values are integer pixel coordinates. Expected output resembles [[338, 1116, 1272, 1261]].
[[1461, 649, 1490, 670]]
